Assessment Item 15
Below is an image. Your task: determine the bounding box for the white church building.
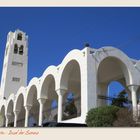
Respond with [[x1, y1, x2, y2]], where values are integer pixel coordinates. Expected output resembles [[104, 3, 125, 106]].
[[0, 29, 140, 127]]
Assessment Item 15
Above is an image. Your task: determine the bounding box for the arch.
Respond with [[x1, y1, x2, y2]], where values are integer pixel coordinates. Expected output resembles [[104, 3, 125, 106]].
[[19, 45, 24, 55], [97, 52, 133, 107], [15, 93, 25, 127], [14, 86, 25, 111], [0, 105, 5, 116], [0, 105, 6, 127], [6, 100, 14, 115], [25, 78, 39, 126], [39, 65, 58, 99], [0, 100, 6, 113], [60, 60, 81, 90], [26, 84, 39, 126], [17, 33, 22, 40], [40, 67, 58, 123], [14, 44, 18, 54], [25, 85, 38, 106], [59, 59, 81, 120], [57, 49, 85, 122], [41, 75, 56, 99], [96, 47, 137, 85], [58, 49, 84, 90], [98, 56, 130, 85], [6, 93, 15, 114], [6, 96, 14, 127], [15, 94, 24, 111], [25, 77, 39, 106]]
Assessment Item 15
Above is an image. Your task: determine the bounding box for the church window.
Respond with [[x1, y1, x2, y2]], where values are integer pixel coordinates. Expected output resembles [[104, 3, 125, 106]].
[[17, 33, 22, 40], [19, 45, 24, 55], [12, 77, 20, 82], [14, 44, 18, 54], [12, 61, 23, 67]]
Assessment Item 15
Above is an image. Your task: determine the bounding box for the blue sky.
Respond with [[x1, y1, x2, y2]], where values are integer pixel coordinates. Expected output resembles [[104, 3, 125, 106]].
[[0, 7, 140, 98]]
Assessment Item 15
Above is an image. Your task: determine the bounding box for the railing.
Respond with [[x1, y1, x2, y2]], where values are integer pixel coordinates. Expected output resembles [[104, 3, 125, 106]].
[[97, 95, 132, 104], [28, 96, 81, 124]]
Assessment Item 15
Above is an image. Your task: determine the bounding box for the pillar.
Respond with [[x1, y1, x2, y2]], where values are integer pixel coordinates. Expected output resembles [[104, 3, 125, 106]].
[[138, 103, 140, 117], [38, 98, 46, 126], [129, 85, 138, 121], [56, 89, 66, 122], [14, 110, 20, 127], [24, 105, 32, 127], [5, 113, 11, 127]]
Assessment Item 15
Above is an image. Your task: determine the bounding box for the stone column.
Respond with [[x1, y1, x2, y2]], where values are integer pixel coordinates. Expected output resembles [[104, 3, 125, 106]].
[[5, 113, 11, 127], [129, 85, 138, 121], [14, 110, 20, 127], [138, 103, 140, 117], [24, 105, 32, 127], [56, 89, 66, 122], [38, 98, 46, 126]]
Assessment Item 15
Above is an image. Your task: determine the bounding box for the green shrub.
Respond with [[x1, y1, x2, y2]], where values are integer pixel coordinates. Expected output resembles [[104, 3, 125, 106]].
[[86, 106, 120, 127]]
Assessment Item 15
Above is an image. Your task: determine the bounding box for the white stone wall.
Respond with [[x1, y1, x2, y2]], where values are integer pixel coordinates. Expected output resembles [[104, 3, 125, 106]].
[[0, 30, 28, 99]]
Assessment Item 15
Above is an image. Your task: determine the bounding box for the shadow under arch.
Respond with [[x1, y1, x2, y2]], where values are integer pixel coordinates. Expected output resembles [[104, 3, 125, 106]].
[[41, 74, 58, 123], [26, 85, 39, 127], [0, 105, 6, 127], [136, 87, 140, 117], [15, 93, 25, 127], [60, 60, 81, 120], [6, 100, 14, 127]]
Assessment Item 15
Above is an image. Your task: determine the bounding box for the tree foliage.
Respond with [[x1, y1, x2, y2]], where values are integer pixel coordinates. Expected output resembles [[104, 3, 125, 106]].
[[63, 100, 77, 120], [86, 106, 120, 127], [111, 90, 129, 107]]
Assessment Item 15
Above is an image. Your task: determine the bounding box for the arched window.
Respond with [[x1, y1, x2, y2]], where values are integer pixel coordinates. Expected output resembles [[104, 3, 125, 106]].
[[17, 33, 22, 40], [19, 45, 24, 55], [14, 44, 18, 54]]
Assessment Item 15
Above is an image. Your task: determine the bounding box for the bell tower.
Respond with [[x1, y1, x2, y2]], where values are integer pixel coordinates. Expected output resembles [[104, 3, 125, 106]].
[[0, 29, 28, 99]]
